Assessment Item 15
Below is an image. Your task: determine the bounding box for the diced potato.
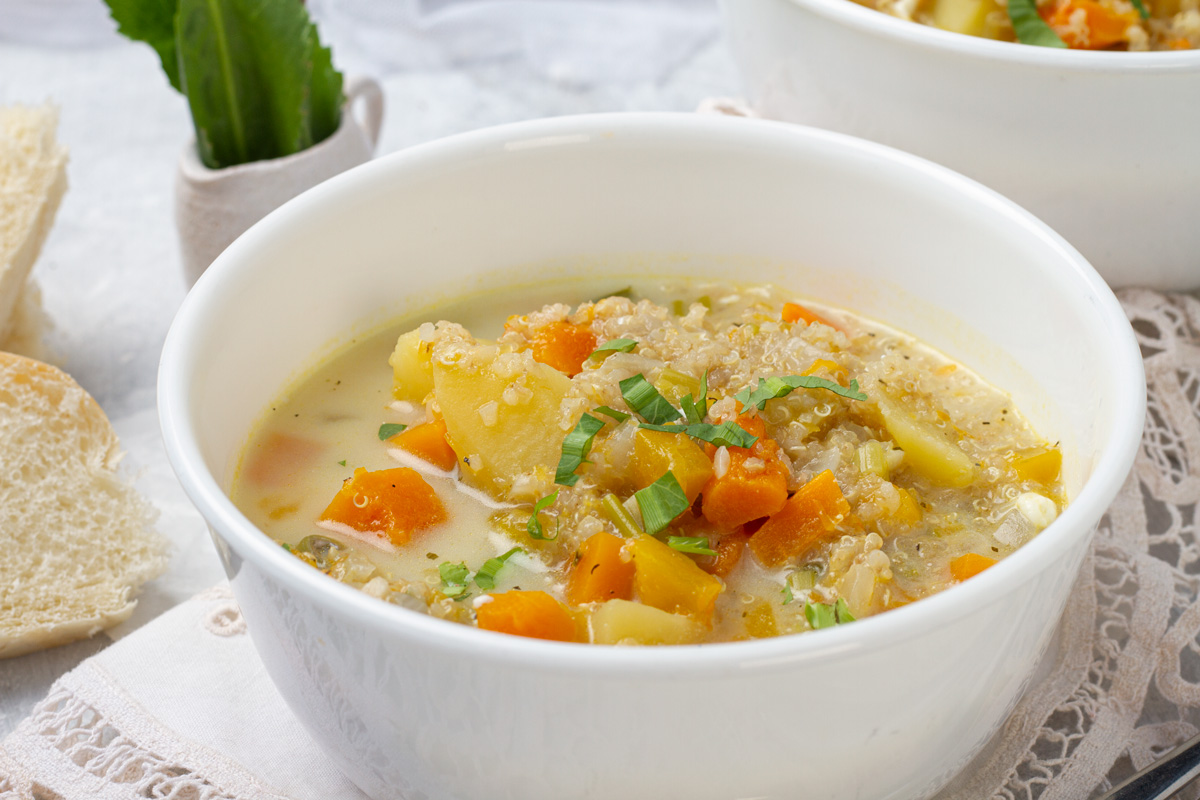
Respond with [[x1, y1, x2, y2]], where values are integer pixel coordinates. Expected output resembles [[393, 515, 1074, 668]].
[[389, 328, 435, 402], [629, 534, 723, 623], [631, 429, 714, 503], [876, 394, 975, 489], [432, 344, 572, 495], [589, 599, 704, 645], [931, 0, 1006, 38]]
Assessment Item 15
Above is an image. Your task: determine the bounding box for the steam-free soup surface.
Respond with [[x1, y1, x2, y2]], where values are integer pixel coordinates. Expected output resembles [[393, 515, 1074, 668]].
[[233, 281, 1064, 645]]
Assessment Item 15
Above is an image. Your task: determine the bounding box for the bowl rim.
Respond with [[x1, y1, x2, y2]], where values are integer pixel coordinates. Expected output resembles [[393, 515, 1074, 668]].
[[158, 111, 1146, 676], [770, 0, 1200, 71]]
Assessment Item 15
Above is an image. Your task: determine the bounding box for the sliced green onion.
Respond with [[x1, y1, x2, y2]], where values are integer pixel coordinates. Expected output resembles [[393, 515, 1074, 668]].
[[781, 582, 793, 605], [474, 546, 523, 591], [439, 561, 471, 600], [601, 493, 644, 538], [856, 441, 889, 479], [594, 405, 631, 423], [554, 413, 606, 486], [804, 598, 856, 629], [378, 422, 407, 440], [667, 536, 718, 556], [619, 374, 682, 425], [638, 421, 758, 449], [589, 338, 638, 361], [634, 471, 689, 535], [528, 491, 559, 541], [734, 375, 868, 411], [1007, 0, 1068, 47], [789, 567, 818, 592]]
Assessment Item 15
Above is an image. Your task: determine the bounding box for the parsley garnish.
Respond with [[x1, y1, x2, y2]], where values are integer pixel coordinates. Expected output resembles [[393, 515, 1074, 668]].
[[337, 459, 346, 466], [638, 420, 758, 449], [782, 583, 793, 605], [804, 598, 856, 629], [555, 413, 606, 486], [619, 374, 682, 425], [528, 492, 560, 541], [1007, 0, 1068, 46], [378, 423, 407, 440], [439, 561, 471, 600], [734, 375, 867, 410], [634, 471, 690, 535], [474, 547, 523, 591], [667, 536, 718, 556], [590, 338, 638, 360]]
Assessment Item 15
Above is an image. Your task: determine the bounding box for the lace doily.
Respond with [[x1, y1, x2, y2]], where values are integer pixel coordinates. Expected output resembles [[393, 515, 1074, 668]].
[[2, 290, 1198, 800]]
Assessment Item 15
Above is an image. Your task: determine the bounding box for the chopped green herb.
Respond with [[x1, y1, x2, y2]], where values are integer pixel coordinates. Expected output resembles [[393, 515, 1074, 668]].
[[555, 413, 606, 486], [590, 338, 638, 360], [804, 598, 856, 629], [281, 542, 293, 553], [1130, 0, 1149, 17], [735, 375, 867, 411], [667, 536, 718, 556], [439, 561, 471, 600], [528, 491, 560, 541], [474, 547, 523, 591], [378, 423, 407, 440], [619, 374, 682, 425], [1007, 0, 1068, 46], [337, 459, 347, 466], [679, 370, 709, 425], [634, 471, 690, 535], [601, 493, 644, 538], [594, 405, 631, 423], [638, 420, 758, 449], [781, 582, 793, 605]]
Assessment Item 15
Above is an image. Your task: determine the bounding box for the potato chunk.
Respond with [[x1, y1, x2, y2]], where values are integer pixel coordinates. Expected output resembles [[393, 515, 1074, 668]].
[[589, 599, 703, 645], [432, 343, 571, 496], [389, 328, 434, 402]]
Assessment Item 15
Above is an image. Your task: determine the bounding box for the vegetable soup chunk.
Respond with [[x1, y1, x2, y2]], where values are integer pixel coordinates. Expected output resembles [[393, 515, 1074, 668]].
[[232, 281, 1065, 645]]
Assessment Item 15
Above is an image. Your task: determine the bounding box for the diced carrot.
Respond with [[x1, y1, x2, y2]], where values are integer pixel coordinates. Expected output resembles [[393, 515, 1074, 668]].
[[318, 467, 446, 546], [476, 590, 580, 642], [700, 414, 789, 530], [567, 532, 635, 605], [390, 418, 458, 471], [1039, 0, 1138, 49], [782, 302, 841, 332], [1168, 38, 1193, 49], [950, 553, 997, 582], [244, 432, 324, 487], [530, 321, 598, 377], [801, 358, 848, 384], [748, 470, 851, 568], [695, 531, 749, 579]]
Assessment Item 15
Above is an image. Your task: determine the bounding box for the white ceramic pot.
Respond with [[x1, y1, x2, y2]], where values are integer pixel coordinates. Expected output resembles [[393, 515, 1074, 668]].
[[721, 0, 1200, 291], [174, 75, 384, 287], [159, 113, 1145, 800]]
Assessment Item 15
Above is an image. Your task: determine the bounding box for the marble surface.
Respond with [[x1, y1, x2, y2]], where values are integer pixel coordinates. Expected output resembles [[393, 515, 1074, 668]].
[[0, 18, 739, 738]]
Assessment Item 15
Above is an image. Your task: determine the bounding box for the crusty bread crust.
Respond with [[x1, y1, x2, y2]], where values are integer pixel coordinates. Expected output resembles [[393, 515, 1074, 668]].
[[0, 353, 166, 659]]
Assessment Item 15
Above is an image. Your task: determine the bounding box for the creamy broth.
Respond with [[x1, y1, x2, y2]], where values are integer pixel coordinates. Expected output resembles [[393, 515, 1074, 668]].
[[233, 280, 1064, 644]]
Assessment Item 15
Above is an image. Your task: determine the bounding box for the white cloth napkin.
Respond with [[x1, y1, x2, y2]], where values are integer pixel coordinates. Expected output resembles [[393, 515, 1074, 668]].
[[0, 585, 366, 800]]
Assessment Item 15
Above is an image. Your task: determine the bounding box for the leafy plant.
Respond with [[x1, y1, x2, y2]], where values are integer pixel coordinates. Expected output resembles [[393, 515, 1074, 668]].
[[105, 0, 344, 169]]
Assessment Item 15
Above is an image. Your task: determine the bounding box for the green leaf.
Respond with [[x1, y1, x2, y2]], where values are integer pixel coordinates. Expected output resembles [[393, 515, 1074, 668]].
[[634, 471, 690, 535], [103, 0, 183, 91], [439, 561, 471, 600], [734, 375, 868, 411], [1130, 0, 1149, 17], [667, 536, 718, 556], [593, 405, 631, 423], [175, 0, 344, 168], [781, 582, 793, 605], [378, 423, 407, 440], [619, 374, 682, 425], [590, 338, 637, 360], [638, 421, 758, 449], [804, 598, 857, 629], [474, 547, 523, 591], [1007, 0, 1068, 46], [555, 413, 606, 487], [528, 492, 559, 541], [679, 370, 709, 425]]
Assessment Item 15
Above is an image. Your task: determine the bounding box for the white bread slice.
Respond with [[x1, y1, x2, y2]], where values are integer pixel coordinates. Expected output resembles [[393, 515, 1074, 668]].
[[0, 278, 51, 360], [0, 353, 167, 659], [0, 104, 67, 347]]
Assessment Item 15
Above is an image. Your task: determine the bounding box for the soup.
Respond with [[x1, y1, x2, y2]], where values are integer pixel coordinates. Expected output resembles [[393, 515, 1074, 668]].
[[232, 281, 1064, 645], [854, 0, 1198, 50]]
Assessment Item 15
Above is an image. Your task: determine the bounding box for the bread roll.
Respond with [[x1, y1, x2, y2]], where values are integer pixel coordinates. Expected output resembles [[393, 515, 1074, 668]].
[[0, 353, 167, 659]]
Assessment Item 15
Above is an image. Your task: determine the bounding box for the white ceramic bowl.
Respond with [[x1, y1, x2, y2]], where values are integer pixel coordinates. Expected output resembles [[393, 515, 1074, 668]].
[[159, 113, 1144, 800], [721, 0, 1200, 291]]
